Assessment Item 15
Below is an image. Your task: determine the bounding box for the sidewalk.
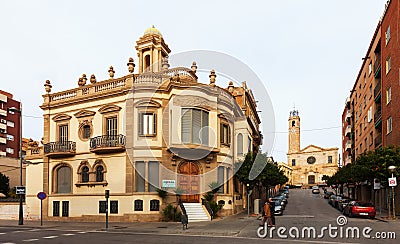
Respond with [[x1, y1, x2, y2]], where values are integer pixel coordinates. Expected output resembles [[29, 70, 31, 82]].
[[0, 212, 257, 237]]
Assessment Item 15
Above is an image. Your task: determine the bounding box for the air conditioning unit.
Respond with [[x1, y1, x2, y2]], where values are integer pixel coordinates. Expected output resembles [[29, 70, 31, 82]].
[[0, 119, 6, 124]]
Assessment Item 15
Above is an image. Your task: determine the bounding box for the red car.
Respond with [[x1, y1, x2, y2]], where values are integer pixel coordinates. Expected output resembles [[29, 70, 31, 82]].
[[343, 201, 376, 218]]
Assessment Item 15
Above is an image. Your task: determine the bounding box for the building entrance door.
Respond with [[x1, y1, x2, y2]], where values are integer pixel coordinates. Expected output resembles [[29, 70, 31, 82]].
[[308, 175, 315, 185], [178, 162, 200, 203]]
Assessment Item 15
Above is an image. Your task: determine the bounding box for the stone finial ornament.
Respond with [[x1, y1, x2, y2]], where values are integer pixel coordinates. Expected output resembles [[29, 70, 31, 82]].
[[161, 56, 170, 70], [127, 57, 135, 73], [90, 74, 97, 83], [170, 72, 180, 82], [209, 69, 216, 86], [78, 77, 85, 86], [191, 61, 197, 73], [44, 80, 52, 93], [228, 81, 234, 93], [108, 66, 115, 78], [82, 74, 87, 84]]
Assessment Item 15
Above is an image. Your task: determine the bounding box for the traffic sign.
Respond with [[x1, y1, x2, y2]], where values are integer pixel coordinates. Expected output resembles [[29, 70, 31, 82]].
[[37, 192, 47, 200], [389, 177, 397, 187], [16, 186, 26, 195]]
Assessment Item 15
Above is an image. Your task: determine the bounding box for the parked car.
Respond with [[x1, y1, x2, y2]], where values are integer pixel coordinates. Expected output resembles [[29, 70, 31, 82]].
[[338, 198, 352, 212], [324, 191, 334, 199], [328, 195, 337, 206], [332, 195, 343, 208], [274, 194, 288, 205], [343, 201, 376, 218], [271, 198, 285, 215], [311, 186, 320, 194]]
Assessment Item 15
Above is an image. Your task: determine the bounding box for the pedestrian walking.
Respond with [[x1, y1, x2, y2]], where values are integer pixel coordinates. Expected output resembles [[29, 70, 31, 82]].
[[261, 200, 272, 227]]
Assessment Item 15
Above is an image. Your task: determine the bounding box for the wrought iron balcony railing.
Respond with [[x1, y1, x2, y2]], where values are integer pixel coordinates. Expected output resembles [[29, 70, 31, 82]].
[[90, 134, 126, 153]]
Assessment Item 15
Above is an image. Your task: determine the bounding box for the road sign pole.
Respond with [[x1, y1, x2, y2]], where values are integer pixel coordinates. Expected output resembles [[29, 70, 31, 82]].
[[40, 199, 43, 226], [105, 190, 109, 229]]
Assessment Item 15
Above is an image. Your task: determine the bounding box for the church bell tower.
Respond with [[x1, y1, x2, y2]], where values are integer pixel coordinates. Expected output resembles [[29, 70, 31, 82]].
[[288, 110, 300, 154]]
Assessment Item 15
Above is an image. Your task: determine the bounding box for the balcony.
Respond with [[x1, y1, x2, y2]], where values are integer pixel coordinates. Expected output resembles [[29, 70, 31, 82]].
[[345, 110, 352, 121], [345, 140, 352, 151], [0, 123, 6, 131], [374, 81, 381, 99], [345, 125, 352, 137], [90, 134, 126, 154], [374, 109, 382, 124], [374, 53, 381, 77], [0, 136, 6, 144], [375, 134, 382, 148], [0, 108, 6, 117], [44, 141, 76, 158]]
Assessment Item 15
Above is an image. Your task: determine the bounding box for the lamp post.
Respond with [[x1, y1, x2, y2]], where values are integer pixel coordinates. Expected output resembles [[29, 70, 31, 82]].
[[388, 165, 397, 220], [8, 105, 23, 225]]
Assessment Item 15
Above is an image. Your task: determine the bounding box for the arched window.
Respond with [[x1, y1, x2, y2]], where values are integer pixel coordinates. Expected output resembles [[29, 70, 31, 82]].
[[81, 166, 89, 182], [56, 166, 71, 193], [237, 133, 243, 156], [144, 55, 151, 71], [96, 165, 104, 182]]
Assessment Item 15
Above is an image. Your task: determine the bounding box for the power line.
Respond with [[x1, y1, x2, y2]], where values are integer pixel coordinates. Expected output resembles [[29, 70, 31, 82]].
[[265, 125, 341, 134], [23, 115, 42, 119]]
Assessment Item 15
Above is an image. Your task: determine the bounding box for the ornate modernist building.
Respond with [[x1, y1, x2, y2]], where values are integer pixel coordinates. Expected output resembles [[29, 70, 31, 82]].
[[287, 110, 338, 187], [25, 27, 261, 221]]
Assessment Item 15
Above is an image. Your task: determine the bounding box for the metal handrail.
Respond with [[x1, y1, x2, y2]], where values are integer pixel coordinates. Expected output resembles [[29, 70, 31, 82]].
[[90, 134, 126, 150], [44, 141, 76, 154], [201, 198, 213, 220]]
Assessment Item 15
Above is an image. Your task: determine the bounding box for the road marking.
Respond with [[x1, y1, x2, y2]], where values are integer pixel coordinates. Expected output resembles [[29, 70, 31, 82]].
[[62, 233, 75, 236], [42, 236, 58, 239], [23, 239, 39, 242], [28, 229, 40, 232], [2, 242, 16, 244], [0, 233, 5, 235], [78, 231, 86, 234], [12, 230, 24, 233], [279, 215, 315, 218]]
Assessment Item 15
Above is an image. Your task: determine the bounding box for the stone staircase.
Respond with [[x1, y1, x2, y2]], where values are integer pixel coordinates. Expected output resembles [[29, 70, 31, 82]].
[[182, 202, 210, 222]]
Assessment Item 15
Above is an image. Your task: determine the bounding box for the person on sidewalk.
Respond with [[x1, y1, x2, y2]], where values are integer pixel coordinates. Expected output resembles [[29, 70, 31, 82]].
[[261, 200, 272, 227], [268, 198, 275, 226]]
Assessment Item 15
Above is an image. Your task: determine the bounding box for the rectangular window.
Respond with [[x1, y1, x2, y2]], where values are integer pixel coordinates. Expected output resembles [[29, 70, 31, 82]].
[[248, 136, 252, 153], [181, 108, 209, 145], [386, 25, 391, 45], [291, 159, 296, 166], [6, 121, 14, 127], [369, 85, 372, 98], [6, 134, 14, 141], [148, 161, 159, 192], [135, 161, 145, 192], [387, 117, 392, 134], [365, 138, 368, 151], [370, 132, 373, 145], [217, 166, 225, 194], [367, 106, 373, 122], [360, 143, 363, 152], [139, 113, 156, 136], [6, 148, 14, 154], [237, 134, 243, 156], [53, 201, 60, 216], [226, 168, 230, 194], [363, 96, 366, 108], [220, 123, 231, 145], [150, 200, 160, 211], [386, 57, 391, 74], [328, 156, 332, 164], [134, 200, 143, 211], [62, 201, 69, 217], [99, 201, 107, 213], [106, 117, 117, 136], [110, 201, 118, 214], [386, 87, 392, 104], [359, 104, 362, 114], [58, 125, 68, 142]]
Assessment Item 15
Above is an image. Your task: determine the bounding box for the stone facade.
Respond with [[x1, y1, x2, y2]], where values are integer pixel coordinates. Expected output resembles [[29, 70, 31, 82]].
[[287, 110, 338, 187], [24, 27, 261, 221]]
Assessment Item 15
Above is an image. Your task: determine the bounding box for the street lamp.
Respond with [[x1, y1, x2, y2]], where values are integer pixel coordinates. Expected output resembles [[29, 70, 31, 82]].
[[388, 165, 397, 220], [8, 105, 23, 225]]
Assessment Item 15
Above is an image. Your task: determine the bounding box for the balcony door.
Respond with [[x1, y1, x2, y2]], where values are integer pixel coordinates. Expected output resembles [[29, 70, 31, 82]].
[[178, 162, 200, 203]]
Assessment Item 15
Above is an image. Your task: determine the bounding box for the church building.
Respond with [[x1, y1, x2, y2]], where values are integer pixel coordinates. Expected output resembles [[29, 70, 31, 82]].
[[287, 110, 338, 187]]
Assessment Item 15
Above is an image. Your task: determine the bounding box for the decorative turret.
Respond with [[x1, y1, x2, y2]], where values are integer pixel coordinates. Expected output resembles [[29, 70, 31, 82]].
[[288, 109, 300, 154], [191, 61, 197, 73], [161, 56, 170, 70], [90, 74, 97, 83], [108, 66, 115, 79], [44, 80, 52, 93], [209, 69, 216, 86], [127, 57, 135, 73]]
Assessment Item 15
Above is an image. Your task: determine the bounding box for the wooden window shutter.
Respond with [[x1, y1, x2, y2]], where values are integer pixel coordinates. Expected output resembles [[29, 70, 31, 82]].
[[153, 113, 157, 135], [138, 113, 143, 135]]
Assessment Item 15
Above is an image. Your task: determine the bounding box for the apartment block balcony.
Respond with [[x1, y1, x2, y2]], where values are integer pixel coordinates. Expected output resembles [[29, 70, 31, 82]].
[[345, 140, 352, 151], [374, 109, 382, 124], [44, 141, 76, 158], [0, 122, 6, 131], [345, 110, 352, 121], [374, 81, 381, 99], [374, 53, 381, 77], [374, 134, 382, 148], [90, 134, 126, 154], [0, 108, 6, 117], [345, 125, 352, 137]]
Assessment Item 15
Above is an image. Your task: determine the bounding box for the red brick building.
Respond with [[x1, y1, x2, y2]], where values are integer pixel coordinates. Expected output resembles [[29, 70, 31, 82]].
[[0, 90, 21, 158]]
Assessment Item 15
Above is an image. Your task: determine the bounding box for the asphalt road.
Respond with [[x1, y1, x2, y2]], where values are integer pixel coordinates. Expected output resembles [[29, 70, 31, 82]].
[[0, 189, 397, 244]]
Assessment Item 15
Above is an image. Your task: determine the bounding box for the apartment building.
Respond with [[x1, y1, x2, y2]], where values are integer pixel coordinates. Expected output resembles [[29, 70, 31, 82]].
[[0, 90, 21, 158]]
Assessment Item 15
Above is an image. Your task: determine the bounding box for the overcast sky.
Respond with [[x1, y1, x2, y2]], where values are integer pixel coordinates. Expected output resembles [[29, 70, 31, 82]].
[[0, 0, 386, 162]]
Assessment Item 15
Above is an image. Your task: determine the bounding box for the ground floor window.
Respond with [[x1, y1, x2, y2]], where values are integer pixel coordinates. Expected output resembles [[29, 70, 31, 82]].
[[62, 201, 69, 217], [134, 199, 143, 211], [99, 201, 107, 213], [110, 200, 118, 214], [53, 201, 60, 216], [150, 199, 160, 211]]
